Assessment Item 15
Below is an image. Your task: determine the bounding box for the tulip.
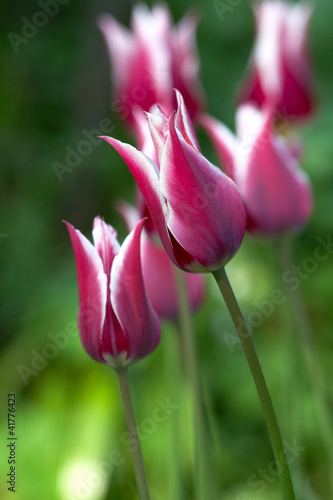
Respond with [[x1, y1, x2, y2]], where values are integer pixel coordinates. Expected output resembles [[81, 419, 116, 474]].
[[238, 0, 314, 121], [98, 3, 205, 126], [64, 217, 161, 367], [200, 104, 312, 235], [101, 90, 247, 273]]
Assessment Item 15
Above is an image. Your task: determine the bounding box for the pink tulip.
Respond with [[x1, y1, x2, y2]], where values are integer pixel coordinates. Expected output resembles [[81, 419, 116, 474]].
[[64, 217, 161, 367], [102, 90, 247, 273], [238, 1, 314, 121], [118, 201, 205, 320], [98, 4, 204, 126], [200, 104, 313, 235]]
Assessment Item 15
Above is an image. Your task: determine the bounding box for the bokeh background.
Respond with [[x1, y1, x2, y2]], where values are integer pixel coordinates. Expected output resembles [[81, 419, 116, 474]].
[[1, 0, 333, 499]]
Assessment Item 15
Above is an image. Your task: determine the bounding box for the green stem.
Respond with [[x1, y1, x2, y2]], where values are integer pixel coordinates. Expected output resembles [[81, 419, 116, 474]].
[[116, 367, 150, 500], [173, 267, 214, 500], [277, 236, 333, 493], [213, 267, 295, 500], [163, 325, 184, 500]]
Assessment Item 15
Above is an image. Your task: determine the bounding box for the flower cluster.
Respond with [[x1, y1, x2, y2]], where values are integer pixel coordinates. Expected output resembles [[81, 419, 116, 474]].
[[63, 3, 318, 498], [66, 0, 314, 368]]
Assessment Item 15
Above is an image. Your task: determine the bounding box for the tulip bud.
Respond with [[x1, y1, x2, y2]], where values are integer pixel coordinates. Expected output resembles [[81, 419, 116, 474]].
[[98, 4, 205, 126], [102, 90, 247, 273], [200, 104, 313, 235], [238, 1, 314, 121], [64, 217, 161, 367]]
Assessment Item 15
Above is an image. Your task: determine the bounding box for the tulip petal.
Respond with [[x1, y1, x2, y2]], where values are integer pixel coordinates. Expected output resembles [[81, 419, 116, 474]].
[[237, 113, 312, 234], [132, 107, 158, 164], [98, 14, 134, 97], [280, 4, 313, 117], [64, 221, 107, 364], [171, 12, 205, 118], [117, 201, 141, 232], [174, 89, 201, 152], [198, 113, 238, 178], [235, 104, 273, 185], [131, 4, 173, 115], [145, 108, 169, 164], [160, 114, 247, 270], [101, 136, 181, 268], [92, 217, 120, 277], [253, 1, 284, 99], [111, 219, 161, 364], [91, 217, 128, 366]]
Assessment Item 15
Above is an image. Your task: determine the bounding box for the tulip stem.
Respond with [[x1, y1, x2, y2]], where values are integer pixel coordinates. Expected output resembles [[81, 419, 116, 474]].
[[163, 327, 184, 500], [116, 367, 150, 500], [212, 267, 295, 500], [174, 267, 215, 500], [276, 236, 333, 494]]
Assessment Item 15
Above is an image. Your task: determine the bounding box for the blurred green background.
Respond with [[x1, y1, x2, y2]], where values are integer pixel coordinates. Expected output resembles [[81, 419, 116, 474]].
[[1, 0, 333, 499]]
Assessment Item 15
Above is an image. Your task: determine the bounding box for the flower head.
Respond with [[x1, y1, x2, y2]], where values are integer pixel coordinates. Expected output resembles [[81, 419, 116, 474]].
[[200, 104, 313, 235], [98, 3, 205, 126], [65, 217, 161, 367], [238, 0, 314, 121], [102, 90, 247, 273]]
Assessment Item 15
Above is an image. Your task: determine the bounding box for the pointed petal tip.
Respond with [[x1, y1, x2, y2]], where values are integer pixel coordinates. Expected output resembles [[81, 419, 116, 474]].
[[64, 220, 80, 237], [92, 215, 104, 231], [133, 217, 146, 237]]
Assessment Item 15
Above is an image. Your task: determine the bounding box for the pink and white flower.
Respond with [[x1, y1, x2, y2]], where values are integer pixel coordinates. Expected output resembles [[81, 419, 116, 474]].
[[102, 91, 247, 273], [200, 104, 313, 235], [98, 4, 205, 126], [65, 217, 161, 367], [238, 1, 314, 120]]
